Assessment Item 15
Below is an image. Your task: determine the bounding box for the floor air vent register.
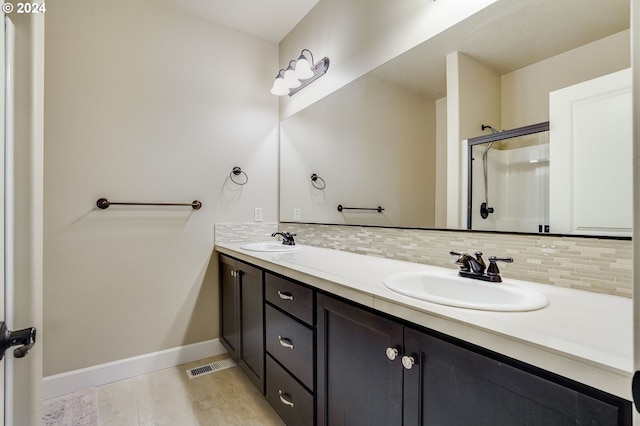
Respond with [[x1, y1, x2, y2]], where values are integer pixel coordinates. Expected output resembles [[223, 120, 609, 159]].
[[186, 358, 237, 379]]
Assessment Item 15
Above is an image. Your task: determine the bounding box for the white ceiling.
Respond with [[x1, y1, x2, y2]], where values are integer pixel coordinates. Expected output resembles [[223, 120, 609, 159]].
[[159, 0, 319, 43]]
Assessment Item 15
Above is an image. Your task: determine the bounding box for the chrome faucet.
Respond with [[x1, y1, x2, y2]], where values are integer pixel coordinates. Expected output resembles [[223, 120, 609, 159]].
[[450, 251, 513, 283], [272, 232, 297, 246]]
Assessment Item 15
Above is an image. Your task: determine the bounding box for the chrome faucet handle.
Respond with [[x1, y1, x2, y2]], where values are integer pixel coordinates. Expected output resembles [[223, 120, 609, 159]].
[[449, 250, 468, 259], [488, 256, 514, 263], [486, 256, 514, 279], [450, 251, 471, 272]]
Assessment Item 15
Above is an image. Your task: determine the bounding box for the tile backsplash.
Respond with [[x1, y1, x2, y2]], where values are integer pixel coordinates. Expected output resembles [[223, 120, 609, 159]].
[[215, 223, 632, 298], [214, 222, 278, 244]]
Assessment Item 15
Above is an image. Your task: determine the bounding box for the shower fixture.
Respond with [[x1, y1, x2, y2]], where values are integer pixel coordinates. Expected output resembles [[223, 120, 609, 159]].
[[480, 124, 499, 219], [481, 124, 501, 134]]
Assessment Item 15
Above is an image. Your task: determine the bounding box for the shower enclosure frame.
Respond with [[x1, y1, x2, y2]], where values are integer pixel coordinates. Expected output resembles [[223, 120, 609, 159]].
[[466, 121, 549, 231]]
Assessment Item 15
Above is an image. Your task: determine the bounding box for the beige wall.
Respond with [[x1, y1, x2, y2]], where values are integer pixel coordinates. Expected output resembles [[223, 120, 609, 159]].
[[44, 0, 278, 376], [501, 30, 630, 129], [445, 52, 501, 228], [280, 74, 436, 227]]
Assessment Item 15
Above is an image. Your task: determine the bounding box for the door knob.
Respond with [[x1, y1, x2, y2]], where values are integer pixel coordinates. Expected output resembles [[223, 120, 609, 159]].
[[0, 321, 36, 360]]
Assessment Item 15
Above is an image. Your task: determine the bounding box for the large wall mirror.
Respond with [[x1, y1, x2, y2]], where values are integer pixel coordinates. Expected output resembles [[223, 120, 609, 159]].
[[280, 0, 630, 237]]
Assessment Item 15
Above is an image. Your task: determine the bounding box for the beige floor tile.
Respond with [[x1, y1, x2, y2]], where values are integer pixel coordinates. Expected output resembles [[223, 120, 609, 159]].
[[96, 355, 284, 426], [97, 379, 138, 426]]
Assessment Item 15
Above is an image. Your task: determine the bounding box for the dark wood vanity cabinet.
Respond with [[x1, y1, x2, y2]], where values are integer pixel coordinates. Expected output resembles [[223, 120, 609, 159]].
[[264, 272, 315, 426], [219, 255, 239, 360], [317, 293, 630, 426], [218, 255, 630, 426], [403, 327, 628, 426], [317, 293, 403, 426], [219, 254, 264, 393]]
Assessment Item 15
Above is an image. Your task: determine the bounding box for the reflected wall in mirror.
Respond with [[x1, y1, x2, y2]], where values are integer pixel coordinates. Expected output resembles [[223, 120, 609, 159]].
[[280, 74, 438, 228], [280, 0, 630, 236]]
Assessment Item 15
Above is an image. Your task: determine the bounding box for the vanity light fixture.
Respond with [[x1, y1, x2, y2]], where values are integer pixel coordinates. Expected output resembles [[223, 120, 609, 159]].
[[270, 49, 329, 97], [270, 69, 289, 96], [283, 60, 302, 89]]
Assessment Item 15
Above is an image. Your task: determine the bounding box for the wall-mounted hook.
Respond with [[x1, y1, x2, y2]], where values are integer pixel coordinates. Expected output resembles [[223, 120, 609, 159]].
[[311, 173, 326, 190], [230, 166, 248, 185]]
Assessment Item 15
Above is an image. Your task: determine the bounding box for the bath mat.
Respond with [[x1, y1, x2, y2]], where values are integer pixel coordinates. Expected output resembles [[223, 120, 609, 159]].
[[43, 387, 98, 426]]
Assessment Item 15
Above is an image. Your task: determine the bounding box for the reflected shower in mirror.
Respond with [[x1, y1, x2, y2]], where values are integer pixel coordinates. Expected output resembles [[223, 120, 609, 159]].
[[467, 123, 549, 234]]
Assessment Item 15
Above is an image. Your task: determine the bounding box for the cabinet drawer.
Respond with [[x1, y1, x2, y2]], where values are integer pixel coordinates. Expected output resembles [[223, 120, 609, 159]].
[[266, 355, 314, 426], [265, 273, 313, 325], [266, 305, 314, 390]]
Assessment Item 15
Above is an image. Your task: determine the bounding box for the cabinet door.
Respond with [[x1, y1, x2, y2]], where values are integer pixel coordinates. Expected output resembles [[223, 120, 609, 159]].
[[219, 255, 239, 360], [317, 294, 403, 426], [403, 327, 628, 426], [238, 261, 265, 393]]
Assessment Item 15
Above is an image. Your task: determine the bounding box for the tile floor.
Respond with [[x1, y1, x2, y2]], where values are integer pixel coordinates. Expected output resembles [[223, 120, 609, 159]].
[[96, 354, 285, 426]]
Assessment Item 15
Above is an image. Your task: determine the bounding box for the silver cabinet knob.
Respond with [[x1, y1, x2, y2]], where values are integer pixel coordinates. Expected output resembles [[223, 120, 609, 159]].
[[386, 347, 399, 361], [402, 355, 415, 370]]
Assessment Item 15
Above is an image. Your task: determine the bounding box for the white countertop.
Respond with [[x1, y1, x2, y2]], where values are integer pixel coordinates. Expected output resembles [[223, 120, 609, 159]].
[[215, 242, 633, 400]]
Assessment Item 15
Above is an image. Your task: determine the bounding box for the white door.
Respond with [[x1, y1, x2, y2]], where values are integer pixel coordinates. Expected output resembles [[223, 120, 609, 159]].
[[2, 12, 44, 426], [549, 68, 633, 237]]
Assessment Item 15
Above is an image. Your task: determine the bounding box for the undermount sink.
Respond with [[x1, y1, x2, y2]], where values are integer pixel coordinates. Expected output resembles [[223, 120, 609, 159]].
[[240, 242, 301, 252], [383, 271, 548, 312]]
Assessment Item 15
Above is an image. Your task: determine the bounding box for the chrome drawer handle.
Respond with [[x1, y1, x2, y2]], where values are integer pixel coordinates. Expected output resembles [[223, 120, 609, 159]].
[[278, 390, 294, 408], [278, 291, 294, 301], [278, 336, 294, 349]]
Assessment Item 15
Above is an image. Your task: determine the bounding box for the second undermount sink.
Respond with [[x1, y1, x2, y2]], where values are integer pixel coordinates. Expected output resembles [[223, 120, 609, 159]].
[[383, 270, 548, 312], [240, 242, 301, 252]]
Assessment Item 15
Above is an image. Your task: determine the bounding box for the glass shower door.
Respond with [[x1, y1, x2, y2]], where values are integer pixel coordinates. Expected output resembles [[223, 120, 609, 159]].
[[467, 123, 549, 234]]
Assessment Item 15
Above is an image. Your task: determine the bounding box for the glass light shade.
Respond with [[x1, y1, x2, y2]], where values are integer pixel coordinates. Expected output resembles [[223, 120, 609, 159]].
[[270, 76, 289, 96], [283, 66, 301, 89], [294, 56, 314, 79]]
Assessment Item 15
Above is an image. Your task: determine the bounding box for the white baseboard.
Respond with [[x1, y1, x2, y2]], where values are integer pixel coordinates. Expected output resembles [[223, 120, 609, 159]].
[[43, 339, 227, 400]]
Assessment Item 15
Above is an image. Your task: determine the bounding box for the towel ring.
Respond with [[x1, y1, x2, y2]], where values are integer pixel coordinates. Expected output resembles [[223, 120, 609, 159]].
[[230, 166, 248, 185], [311, 173, 326, 190]]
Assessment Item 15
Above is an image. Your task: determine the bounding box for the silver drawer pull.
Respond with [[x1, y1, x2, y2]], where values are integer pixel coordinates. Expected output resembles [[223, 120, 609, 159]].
[[278, 336, 294, 349], [278, 390, 294, 408], [278, 291, 294, 301]]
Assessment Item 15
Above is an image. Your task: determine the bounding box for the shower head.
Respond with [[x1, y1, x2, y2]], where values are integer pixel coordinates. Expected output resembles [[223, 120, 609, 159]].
[[481, 124, 500, 134]]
